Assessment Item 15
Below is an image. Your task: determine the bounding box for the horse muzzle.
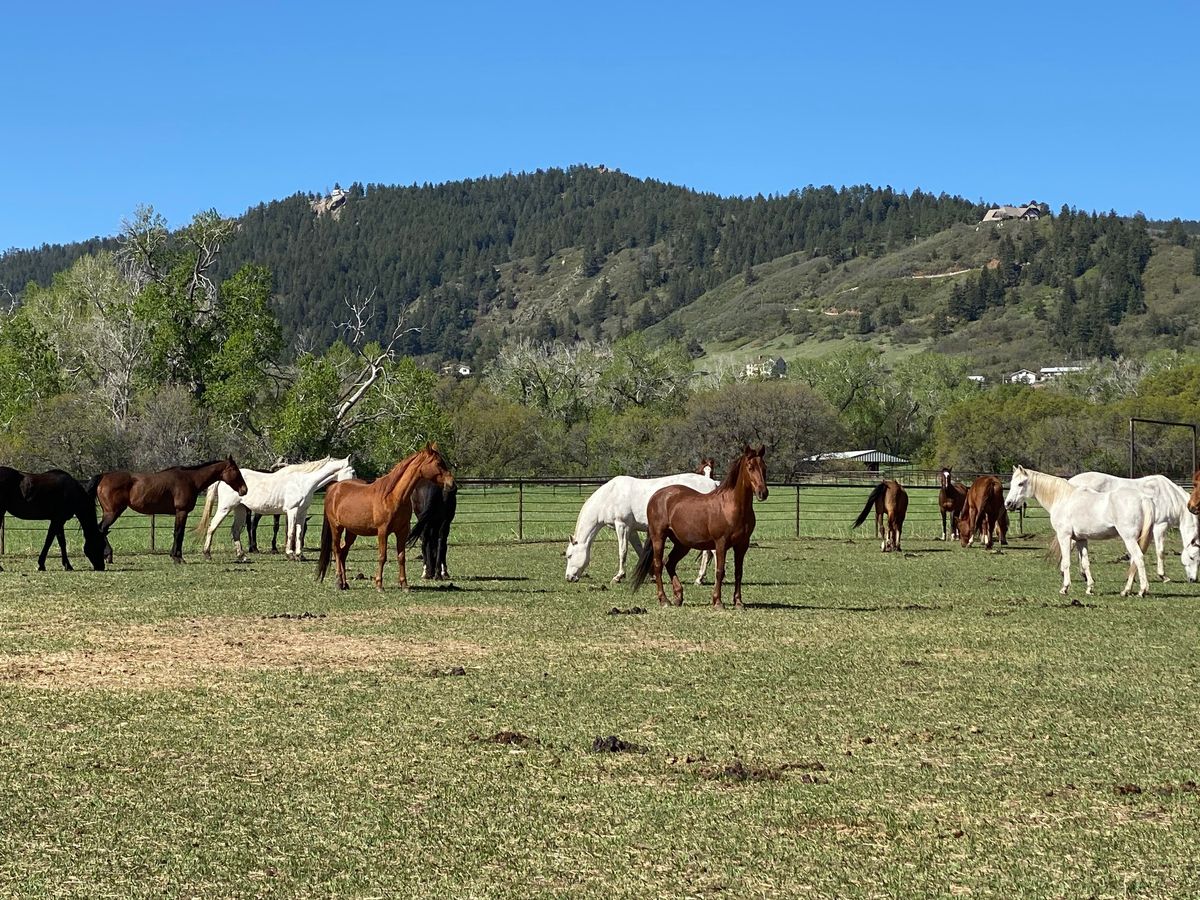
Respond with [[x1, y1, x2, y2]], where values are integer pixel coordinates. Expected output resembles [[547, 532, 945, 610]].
[[1004, 500, 1018, 511], [1190, 501, 1200, 516], [756, 487, 769, 501]]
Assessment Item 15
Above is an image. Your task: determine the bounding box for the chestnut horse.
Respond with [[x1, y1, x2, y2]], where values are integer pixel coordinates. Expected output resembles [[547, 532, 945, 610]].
[[0, 468, 107, 572], [853, 479, 908, 552], [957, 475, 1008, 549], [938, 467, 967, 541], [316, 444, 455, 591], [93, 458, 248, 563], [1189, 470, 1200, 516], [631, 445, 768, 609]]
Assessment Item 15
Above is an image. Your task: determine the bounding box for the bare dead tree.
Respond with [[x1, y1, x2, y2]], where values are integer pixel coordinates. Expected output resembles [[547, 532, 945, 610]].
[[333, 289, 421, 426]]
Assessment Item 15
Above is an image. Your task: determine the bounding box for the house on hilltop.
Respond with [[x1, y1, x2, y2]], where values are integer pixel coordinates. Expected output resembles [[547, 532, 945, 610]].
[[743, 356, 788, 380], [981, 203, 1042, 224]]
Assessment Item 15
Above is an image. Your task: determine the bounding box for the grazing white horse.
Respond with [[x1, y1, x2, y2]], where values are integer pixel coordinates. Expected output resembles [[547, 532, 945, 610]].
[[196, 457, 355, 561], [1069, 471, 1200, 583], [565, 471, 718, 583], [1004, 465, 1154, 597]]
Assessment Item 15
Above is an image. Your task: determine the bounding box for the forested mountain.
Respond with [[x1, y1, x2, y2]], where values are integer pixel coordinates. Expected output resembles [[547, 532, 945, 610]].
[[2, 166, 1198, 376]]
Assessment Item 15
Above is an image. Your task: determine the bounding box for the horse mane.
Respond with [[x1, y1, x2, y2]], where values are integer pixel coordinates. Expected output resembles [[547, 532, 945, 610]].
[[1027, 469, 1074, 507], [279, 456, 334, 474], [377, 446, 441, 496], [719, 453, 747, 489], [179, 459, 226, 471]]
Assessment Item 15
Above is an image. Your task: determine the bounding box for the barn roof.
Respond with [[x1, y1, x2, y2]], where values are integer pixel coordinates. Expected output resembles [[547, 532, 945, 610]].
[[805, 449, 910, 464]]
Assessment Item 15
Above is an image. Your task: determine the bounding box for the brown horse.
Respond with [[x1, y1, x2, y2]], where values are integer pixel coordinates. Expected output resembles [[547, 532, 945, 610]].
[[1189, 470, 1200, 516], [957, 475, 1008, 549], [853, 479, 908, 552], [0, 468, 107, 572], [316, 444, 455, 591], [94, 458, 248, 563], [938, 467, 968, 541], [631, 445, 768, 609]]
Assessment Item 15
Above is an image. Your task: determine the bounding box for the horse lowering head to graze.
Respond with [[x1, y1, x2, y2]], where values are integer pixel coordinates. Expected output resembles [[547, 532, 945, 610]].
[[630, 445, 767, 609], [0, 468, 106, 572], [937, 467, 968, 542], [94, 458, 248, 564], [853, 479, 908, 552], [956, 475, 1007, 549], [316, 444, 455, 591]]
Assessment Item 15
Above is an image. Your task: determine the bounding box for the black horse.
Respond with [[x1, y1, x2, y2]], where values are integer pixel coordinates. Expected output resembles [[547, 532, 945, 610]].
[[0, 467, 106, 571], [412, 479, 457, 579]]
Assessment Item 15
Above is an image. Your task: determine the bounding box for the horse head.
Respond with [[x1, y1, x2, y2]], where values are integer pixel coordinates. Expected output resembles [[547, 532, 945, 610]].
[[222, 457, 249, 496], [334, 460, 357, 482], [416, 443, 456, 497], [697, 456, 716, 480], [565, 534, 590, 582], [940, 467, 953, 489], [1004, 465, 1030, 510], [83, 531, 107, 571], [743, 444, 769, 501], [1182, 538, 1200, 584]]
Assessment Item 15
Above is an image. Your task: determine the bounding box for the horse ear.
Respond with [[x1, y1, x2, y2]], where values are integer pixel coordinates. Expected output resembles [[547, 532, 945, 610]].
[[756, 443, 766, 457]]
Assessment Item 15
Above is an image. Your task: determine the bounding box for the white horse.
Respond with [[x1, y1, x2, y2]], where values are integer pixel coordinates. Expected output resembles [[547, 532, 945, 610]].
[[1004, 465, 1154, 597], [565, 471, 718, 583], [1069, 471, 1200, 583], [196, 457, 355, 561]]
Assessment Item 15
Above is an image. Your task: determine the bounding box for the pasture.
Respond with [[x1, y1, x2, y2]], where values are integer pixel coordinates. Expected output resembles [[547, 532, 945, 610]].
[[2, 518, 1200, 896]]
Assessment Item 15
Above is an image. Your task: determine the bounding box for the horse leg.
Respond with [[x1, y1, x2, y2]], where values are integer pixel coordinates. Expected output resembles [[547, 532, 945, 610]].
[[1153, 522, 1168, 582], [393, 529, 409, 590], [37, 524, 57, 571], [694, 549, 710, 586], [1057, 533, 1074, 594], [664, 541, 689, 606], [171, 511, 189, 563], [981, 513, 993, 551], [1120, 536, 1149, 597], [711, 543, 728, 608], [1077, 539, 1094, 595], [335, 530, 354, 590], [731, 544, 748, 609], [284, 508, 300, 561], [98, 506, 123, 564], [226, 505, 246, 561], [613, 521, 632, 583], [56, 522, 72, 571], [271, 515, 281, 554], [651, 532, 670, 607], [940, 509, 947, 541]]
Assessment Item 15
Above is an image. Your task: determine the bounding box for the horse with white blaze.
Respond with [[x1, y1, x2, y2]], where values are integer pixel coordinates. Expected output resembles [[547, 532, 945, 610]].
[[565, 469, 719, 583], [1004, 465, 1154, 597]]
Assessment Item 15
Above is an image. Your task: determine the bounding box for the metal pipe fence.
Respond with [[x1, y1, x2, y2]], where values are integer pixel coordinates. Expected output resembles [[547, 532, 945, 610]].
[[0, 472, 1064, 558]]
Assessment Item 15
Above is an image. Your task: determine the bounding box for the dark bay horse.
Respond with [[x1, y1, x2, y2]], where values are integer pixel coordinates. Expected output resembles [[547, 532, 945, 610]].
[[412, 478, 458, 580], [938, 467, 968, 541], [853, 479, 908, 552], [93, 458, 248, 563], [0, 468, 106, 571], [957, 475, 1008, 549], [316, 444, 455, 591], [631, 445, 768, 609]]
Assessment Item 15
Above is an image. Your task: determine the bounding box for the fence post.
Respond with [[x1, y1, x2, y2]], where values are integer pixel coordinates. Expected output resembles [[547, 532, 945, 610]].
[[150, 515, 156, 552], [518, 480, 524, 541], [794, 485, 800, 538], [0, 517, 5, 556]]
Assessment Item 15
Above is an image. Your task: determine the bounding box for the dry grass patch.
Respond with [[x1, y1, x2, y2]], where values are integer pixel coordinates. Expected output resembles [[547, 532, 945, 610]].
[[0, 615, 490, 690]]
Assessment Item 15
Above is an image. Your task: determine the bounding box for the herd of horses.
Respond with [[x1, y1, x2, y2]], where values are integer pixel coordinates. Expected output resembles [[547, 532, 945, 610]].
[[3, 445, 1200, 605]]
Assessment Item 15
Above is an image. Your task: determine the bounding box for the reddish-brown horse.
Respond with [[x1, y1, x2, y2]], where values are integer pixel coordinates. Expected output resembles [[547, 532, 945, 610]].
[[316, 444, 455, 591], [957, 475, 1008, 549], [853, 479, 908, 552], [631, 445, 768, 609], [1189, 470, 1200, 516], [938, 467, 968, 541], [94, 458, 248, 563]]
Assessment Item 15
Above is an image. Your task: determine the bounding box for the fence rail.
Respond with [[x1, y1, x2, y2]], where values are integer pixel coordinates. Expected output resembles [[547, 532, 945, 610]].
[[0, 474, 1063, 557]]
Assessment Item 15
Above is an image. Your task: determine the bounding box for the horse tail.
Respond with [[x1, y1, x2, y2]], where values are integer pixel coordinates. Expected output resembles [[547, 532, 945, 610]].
[[853, 482, 886, 529], [193, 484, 218, 536], [316, 516, 333, 582], [406, 500, 438, 549], [630, 541, 654, 593], [1138, 498, 1154, 553]]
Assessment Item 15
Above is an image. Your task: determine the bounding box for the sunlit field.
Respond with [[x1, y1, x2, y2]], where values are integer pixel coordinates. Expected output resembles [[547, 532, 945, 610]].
[[2, 518, 1199, 897]]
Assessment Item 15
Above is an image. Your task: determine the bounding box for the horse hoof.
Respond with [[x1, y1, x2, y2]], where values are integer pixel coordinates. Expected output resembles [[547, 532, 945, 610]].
[[658, 598, 671, 607], [37, 564, 46, 572], [612, 574, 625, 584], [1160, 576, 1171, 583]]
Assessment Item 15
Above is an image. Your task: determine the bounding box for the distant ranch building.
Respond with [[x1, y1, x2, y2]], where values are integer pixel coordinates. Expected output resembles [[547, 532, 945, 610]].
[[1009, 369, 1038, 385], [981, 203, 1042, 224], [743, 356, 788, 380], [806, 449, 909, 473]]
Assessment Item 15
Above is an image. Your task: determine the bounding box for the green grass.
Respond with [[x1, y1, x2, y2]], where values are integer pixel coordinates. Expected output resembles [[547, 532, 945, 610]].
[[2, 527, 1200, 897]]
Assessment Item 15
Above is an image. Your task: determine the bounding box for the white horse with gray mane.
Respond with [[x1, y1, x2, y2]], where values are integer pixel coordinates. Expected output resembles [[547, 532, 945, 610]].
[[1068, 471, 1200, 583], [196, 457, 356, 561], [1004, 465, 1154, 597], [565, 470, 718, 583]]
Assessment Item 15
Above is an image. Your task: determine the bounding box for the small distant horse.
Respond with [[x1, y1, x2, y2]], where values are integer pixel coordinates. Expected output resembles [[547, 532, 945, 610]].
[[0, 468, 106, 572], [94, 458, 248, 563], [957, 475, 1008, 549], [1070, 471, 1199, 582], [1004, 465, 1153, 597], [412, 478, 457, 580], [631, 445, 769, 609], [195, 456, 355, 561], [316, 444, 455, 591], [565, 466, 718, 583], [938, 467, 968, 541], [853, 479, 908, 552]]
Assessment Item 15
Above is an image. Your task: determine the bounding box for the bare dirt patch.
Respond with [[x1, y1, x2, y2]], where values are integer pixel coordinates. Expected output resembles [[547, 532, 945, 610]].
[[0, 616, 489, 690]]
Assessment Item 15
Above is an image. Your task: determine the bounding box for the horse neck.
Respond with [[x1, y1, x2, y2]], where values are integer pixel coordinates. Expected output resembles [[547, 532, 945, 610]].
[[1026, 471, 1072, 511], [383, 453, 434, 505], [300, 458, 345, 491], [722, 459, 756, 509], [573, 489, 610, 544], [190, 461, 229, 490]]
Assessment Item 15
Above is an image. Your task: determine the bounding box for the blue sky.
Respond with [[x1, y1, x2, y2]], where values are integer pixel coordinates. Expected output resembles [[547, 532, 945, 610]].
[[3, 1, 1197, 250]]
